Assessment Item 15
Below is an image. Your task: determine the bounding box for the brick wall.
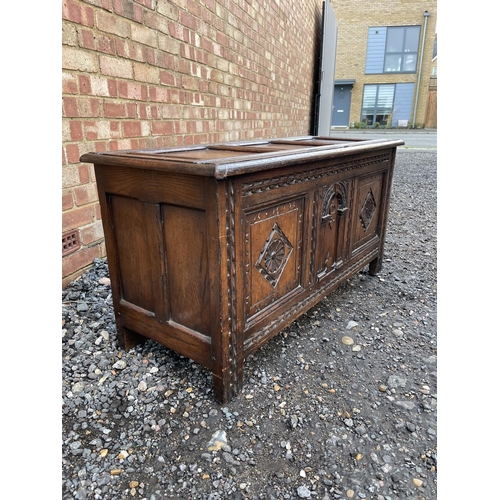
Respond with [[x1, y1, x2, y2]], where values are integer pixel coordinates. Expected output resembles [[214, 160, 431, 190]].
[[332, 0, 437, 127], [62, 0, 324, 288]]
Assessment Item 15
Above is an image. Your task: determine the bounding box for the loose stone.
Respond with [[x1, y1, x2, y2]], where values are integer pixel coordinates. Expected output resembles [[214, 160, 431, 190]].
[[297, 485, 312, 498]]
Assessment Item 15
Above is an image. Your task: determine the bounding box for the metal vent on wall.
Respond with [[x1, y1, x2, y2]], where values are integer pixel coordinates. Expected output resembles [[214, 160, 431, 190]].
[[62, 230, 81, 256]]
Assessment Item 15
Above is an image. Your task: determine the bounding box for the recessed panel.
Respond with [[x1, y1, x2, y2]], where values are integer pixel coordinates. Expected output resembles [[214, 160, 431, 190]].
[[352, 173, 384, 251], [163, 205, 211, 337], [244, 198, 304, 323], [110, 195, 164, 314]]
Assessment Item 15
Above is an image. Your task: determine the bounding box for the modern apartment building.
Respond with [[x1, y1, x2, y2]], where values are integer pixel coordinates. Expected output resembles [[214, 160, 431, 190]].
[[330, 0, 437, 129]]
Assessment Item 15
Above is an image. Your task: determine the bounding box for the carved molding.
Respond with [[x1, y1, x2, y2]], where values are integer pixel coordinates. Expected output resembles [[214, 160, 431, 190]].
[[309, 190, 319, 286], [242, 153, 390, 196], [224, 180, 239, 389]]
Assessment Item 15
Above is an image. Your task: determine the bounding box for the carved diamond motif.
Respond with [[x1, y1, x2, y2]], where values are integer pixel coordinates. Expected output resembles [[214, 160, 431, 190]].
[[360, 189, 376, 231], [255, 223, 293, 288]]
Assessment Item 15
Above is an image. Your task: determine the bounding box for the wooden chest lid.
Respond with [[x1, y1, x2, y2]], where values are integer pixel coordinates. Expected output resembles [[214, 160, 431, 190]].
[[80, 135, 404, 179]]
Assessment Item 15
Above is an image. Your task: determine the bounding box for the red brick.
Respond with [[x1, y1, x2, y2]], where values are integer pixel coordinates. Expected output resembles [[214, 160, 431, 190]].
[[138, 104, 149, 119], [169, 88, 185, 104], [79, 29, 95, 49], [180, 10, 198, 31], [145, 47, 155, 65], [187, 0, 202, 17], [62, 191, 74, 210], [62, 73, 79, 94], [133, 4, 143, 23], [216, 31, 229, 48], [62, 0, 94, 27], [178, 59, 191, 75], [203, 0, 216, 12], [159, 70, 175, 86], [151, 121, 173, 135], [63, 97, 78, 117], [62, 0, 82, 23], [110, 121, 120, 135], [97, 34, 116, 54], [69, 121, 84, 141], [107, 79, 118, 96], [199, 80, 209, 93], [104, 102, 126, 118], [62, 245, 100, 281], [122, 121, 142, 137], [79, 75, 91, 95], [79, 164, 90, 184], [149, 86, 170, 102], [74, 183, 98, 206], [62, 205, 95, 232], [126, 103, 137, 117], [66, 144, 80, 163], [117, 81, 148, 100]]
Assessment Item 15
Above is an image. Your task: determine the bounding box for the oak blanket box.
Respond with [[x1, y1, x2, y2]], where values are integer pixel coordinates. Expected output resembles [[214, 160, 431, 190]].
[[80, 135, 404, 403]]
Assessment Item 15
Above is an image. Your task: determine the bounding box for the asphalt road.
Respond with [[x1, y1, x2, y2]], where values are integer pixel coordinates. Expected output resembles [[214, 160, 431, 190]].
[[329, 128, 437, 149]]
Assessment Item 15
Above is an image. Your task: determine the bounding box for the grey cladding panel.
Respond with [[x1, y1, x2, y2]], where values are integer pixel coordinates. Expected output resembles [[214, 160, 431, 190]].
[[365, 27, 386, 74]]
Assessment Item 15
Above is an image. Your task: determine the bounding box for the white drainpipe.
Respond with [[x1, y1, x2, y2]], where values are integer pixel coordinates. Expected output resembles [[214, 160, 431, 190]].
[[412, 10, 430, 128]]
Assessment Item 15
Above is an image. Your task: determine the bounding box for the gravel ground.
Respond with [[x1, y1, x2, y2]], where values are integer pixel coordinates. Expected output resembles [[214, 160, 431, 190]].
[[62, 148, 437, 500]]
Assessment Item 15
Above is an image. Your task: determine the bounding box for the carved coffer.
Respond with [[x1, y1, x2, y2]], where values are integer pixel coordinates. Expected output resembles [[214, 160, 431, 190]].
[[81, 135, 403, 403]]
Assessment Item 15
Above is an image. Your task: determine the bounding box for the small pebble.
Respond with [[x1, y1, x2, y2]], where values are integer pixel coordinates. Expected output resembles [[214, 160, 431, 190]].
[[297, 485, 312, 498]]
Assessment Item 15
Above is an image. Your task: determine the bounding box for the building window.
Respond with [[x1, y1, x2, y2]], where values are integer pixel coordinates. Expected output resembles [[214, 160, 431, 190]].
[[384, 26, 420, 73], [361, 84, 395, 127], [361, 83, 415, 128], [365, 26, 421, 75]]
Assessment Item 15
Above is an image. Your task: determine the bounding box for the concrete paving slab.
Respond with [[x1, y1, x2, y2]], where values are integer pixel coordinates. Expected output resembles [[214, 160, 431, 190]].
[[329, 128, 437, 149]]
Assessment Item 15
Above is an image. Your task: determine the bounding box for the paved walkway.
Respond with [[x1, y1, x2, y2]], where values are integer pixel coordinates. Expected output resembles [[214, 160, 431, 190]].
[[329, 128, 437, 149]]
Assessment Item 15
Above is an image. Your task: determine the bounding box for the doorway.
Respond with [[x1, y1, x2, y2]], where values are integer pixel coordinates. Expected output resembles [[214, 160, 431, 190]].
[[332, 83, 353, 128]]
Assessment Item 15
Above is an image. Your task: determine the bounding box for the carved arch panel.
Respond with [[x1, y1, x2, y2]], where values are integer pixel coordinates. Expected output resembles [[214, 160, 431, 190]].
[[316, 180, 351, 280]]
